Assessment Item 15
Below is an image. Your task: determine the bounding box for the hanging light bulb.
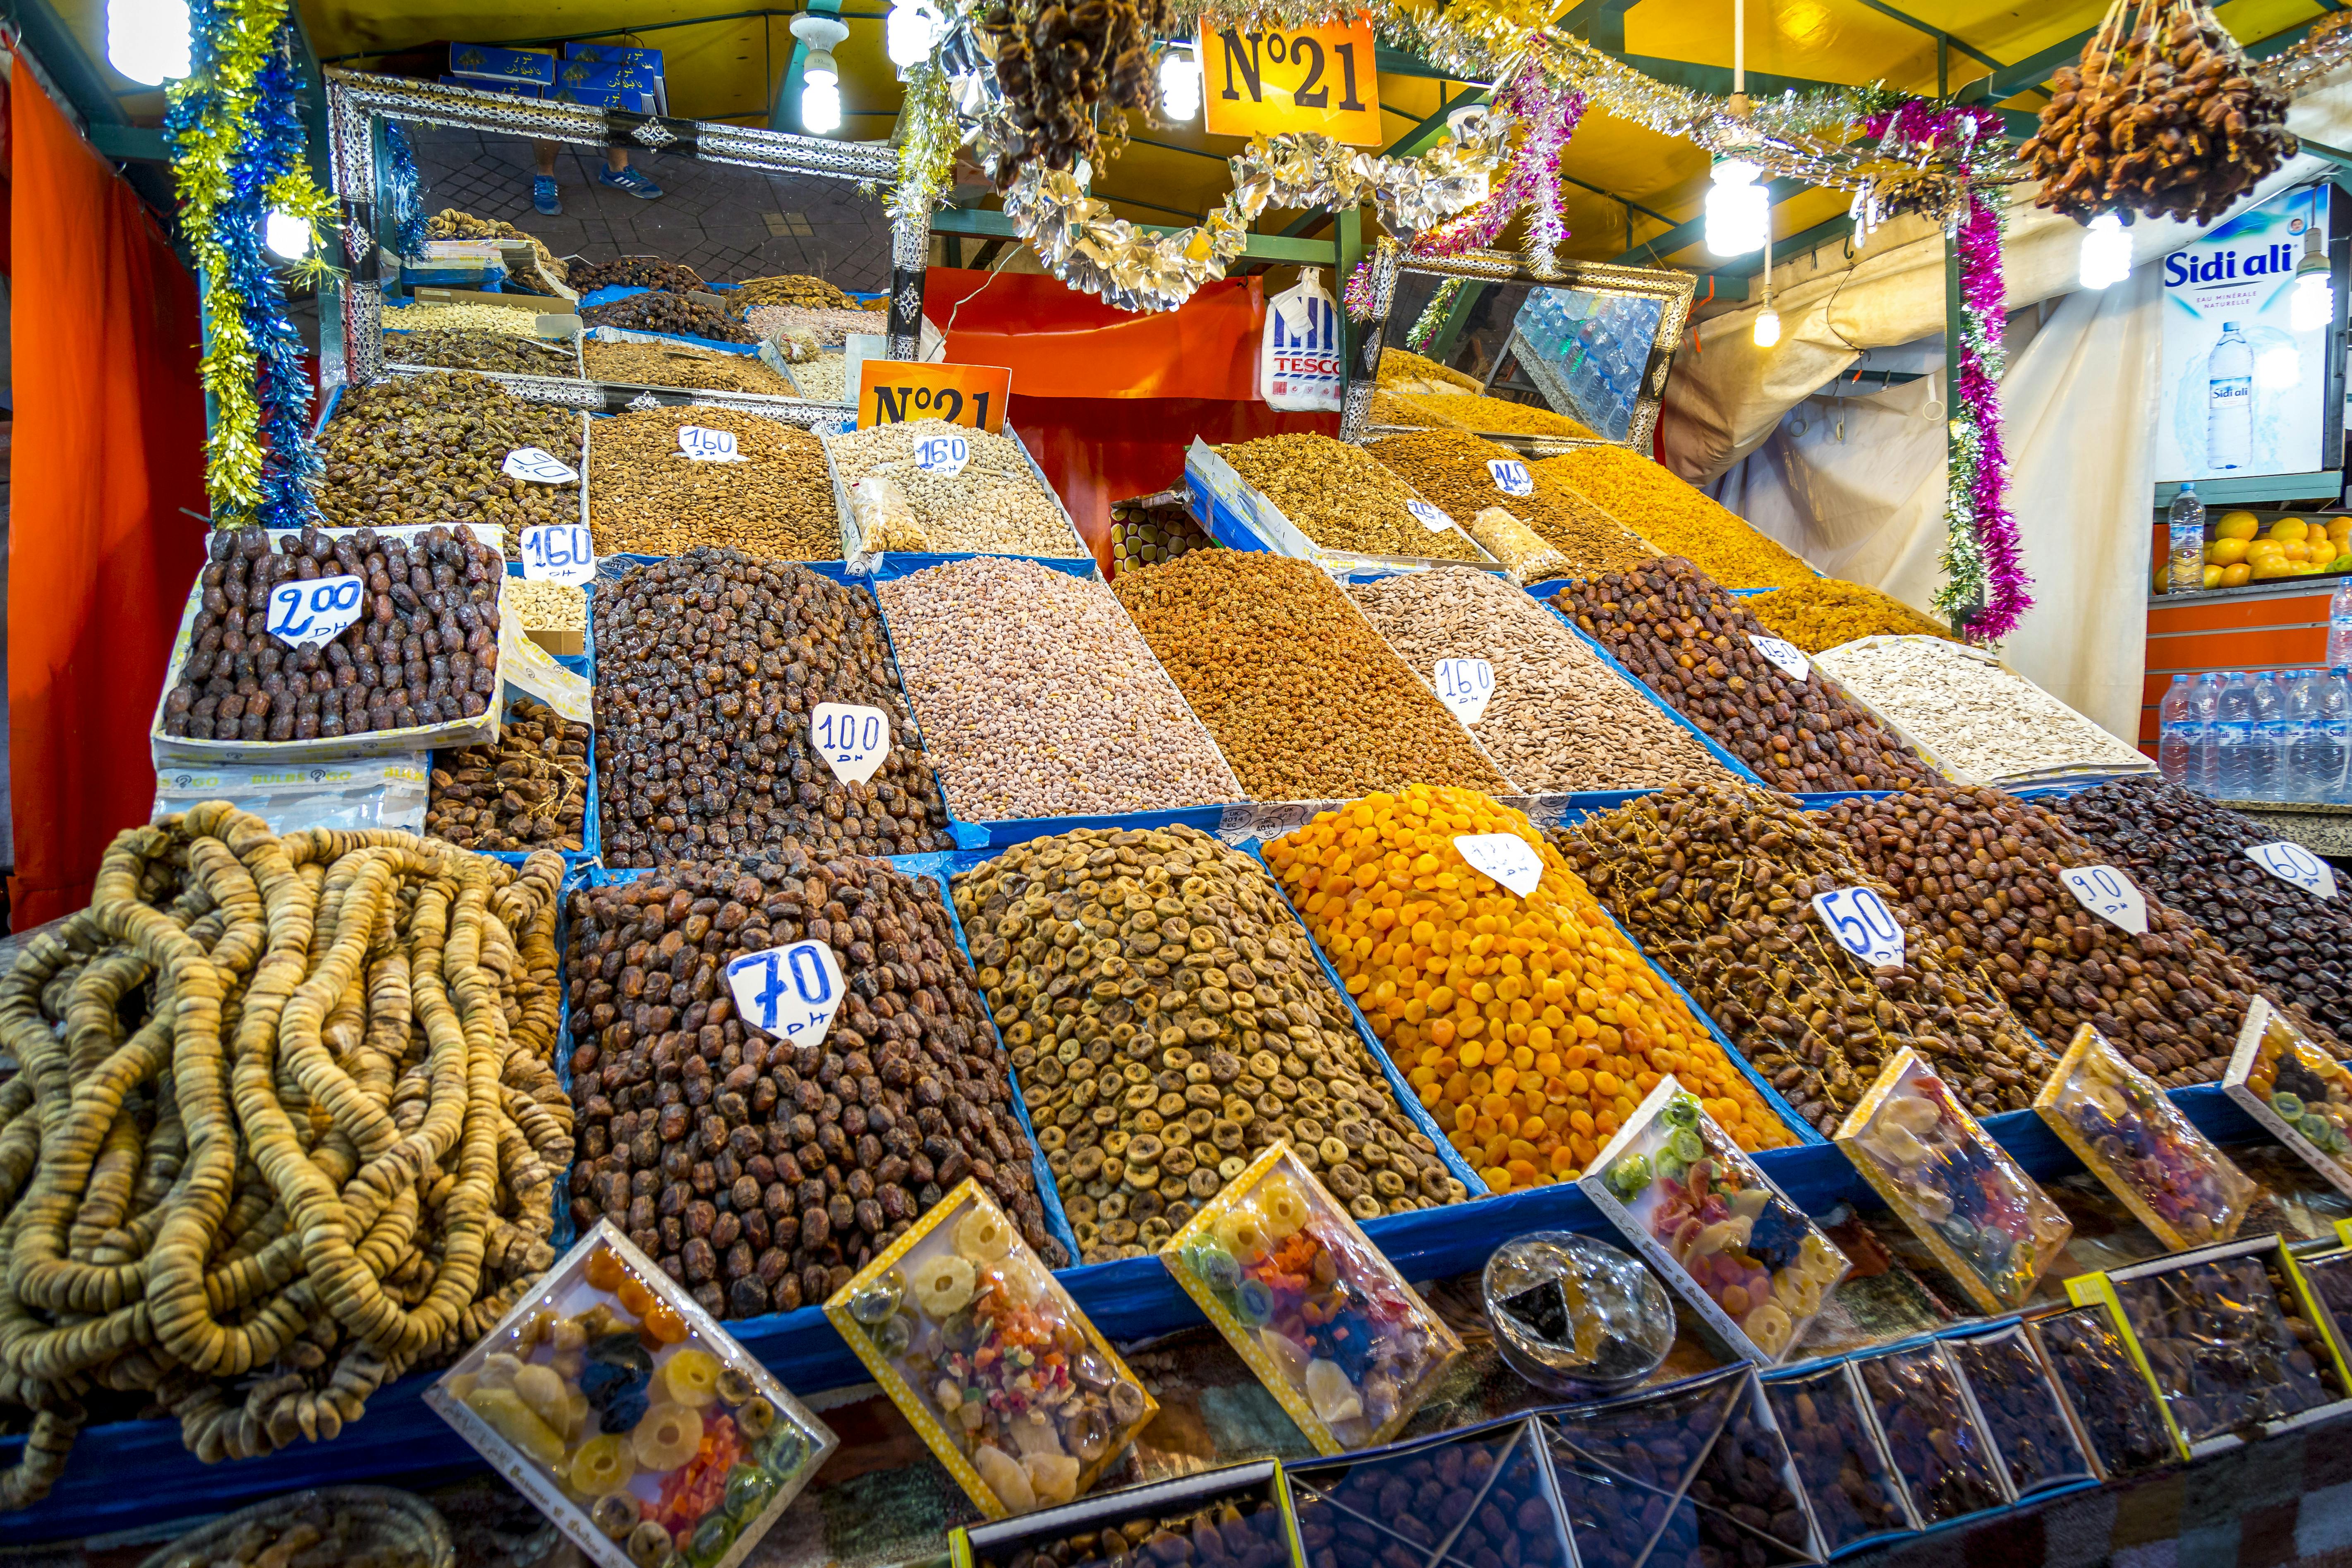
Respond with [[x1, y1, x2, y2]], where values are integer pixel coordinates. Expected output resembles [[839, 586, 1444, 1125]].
[[802, 75, 843, 132], [1159, 41, 1200, 121], [2294, 190, 2333, 332], [1753, 306, 1781, 347], [886, 0, 941, 71], [2079, 212, 2132, 289], [263, 208, 312, 262], [107, 0, 191, 85], [789, 12, 851, 134], [1706, 159, 1767, 257]]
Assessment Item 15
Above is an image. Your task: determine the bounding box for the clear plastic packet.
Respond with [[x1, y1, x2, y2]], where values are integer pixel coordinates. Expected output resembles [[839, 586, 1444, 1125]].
[[1466, 506, 1574, 587], [850, 474, 929, 552], [1163, 1143, 1463, 1455], [957, 1458, 1303, 1568], [825, 1179, 1156, 1518], [1584, 1077, 1848, 1364], [1680, 1369, 1826, 1564], [426, 1219, 836, 1568], [2299, 1250, 2352, 1362], [1853, 1344, 2011, 1525], [1759, 1364, 1916, 1554], [1834, 1048, 2072, 1314], [152, 754, 430, 833], [2026, 1305, 2182, 1478], [1545, 1443, 1699, 1568], [1541, 1366, 1745, 1499], [2034, 1024, 2256, 1250], [1944, 1326, 2097, 1496], [2224, 997, 2352, 1198], [1292, 1416, 1571, 1568]]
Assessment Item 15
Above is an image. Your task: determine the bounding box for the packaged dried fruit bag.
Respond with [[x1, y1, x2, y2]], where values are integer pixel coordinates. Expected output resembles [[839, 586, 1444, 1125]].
[[1944, 1325, 2097, 1497], [826, 1180, 1156, 1518], [1583, 1078, 1846, 1364], [1164, 1143, 1463, 1455], [1835, 1049, 2072, 1314], [428, 1220, 836, 1568], [2225, 996, 2352, 1198], [2033, 1024, 2256, 1250], [2026, 1304, 2182, 1478]]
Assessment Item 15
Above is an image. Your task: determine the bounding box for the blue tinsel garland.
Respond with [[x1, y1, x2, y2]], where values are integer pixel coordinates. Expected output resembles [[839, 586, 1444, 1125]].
[[384, 121, 428, 259]]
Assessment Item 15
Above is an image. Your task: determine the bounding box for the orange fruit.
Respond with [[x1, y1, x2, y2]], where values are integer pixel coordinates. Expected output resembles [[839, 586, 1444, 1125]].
[[2222, 563, 2252, 587], [2209, 537, 2251, 566]]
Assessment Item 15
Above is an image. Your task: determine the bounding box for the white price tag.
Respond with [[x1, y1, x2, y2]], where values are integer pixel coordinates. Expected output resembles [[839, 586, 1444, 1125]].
[[503, 447, 580, 484], [1432, 657, 1496, 725], [519, 524, 594, 584], [726, 941, 847, 1046], [1454, 833, 1543, 897], [914, 433, 970, 477], [811, 702, 891, 785], [1747, 634, 1811, 682], [2247, 840, 2338, 898], [2060, 865, 2150, 934], [265, 575, 366, 647], [1812, 886, 1905, 967], [676, 425, 743, 462], [1406, 500, 1455, 534], [1487, 459, 1533, 496]]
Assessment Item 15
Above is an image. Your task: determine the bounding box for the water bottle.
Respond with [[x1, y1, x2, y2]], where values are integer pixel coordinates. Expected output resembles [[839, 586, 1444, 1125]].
[[2327, 669, 2352, 803], [2210, 322, 2254, 470], [2328, 578, 2352, 666], [2190, 672, 2226, 795], [2158, 674, 2195, 784], [2287, 671, 2326, 801], [2252, 671, 2290, 800], [2215, 672, 2259, 797], [2168, 485, 2206, 594]]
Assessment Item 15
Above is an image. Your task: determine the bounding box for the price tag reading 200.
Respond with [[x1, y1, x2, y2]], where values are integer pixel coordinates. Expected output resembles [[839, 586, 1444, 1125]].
[[520, 524, 594, 584], [726, 941, 847, 1047], [266, 574, 366, 647], [1812, 886, 1905, 967], [811, 702, 891, 785]]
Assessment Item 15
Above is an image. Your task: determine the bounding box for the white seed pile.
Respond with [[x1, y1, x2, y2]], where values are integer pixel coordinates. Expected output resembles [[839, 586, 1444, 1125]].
[[503, 578, 587, 630], [786, 352, 848, 402], [827, 418, 1080, 556], [876, 556, 1243, 820], [747, 304, 886, 347], [1347, 566, 1736, 792], [1813, 635, 2151, 784], [381, 302, 563, 337]]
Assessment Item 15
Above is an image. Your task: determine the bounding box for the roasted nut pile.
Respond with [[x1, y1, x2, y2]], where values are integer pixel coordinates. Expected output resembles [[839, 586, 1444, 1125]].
[[582, 292, 755, 344], [1562, 558, 1936, 791], [978, 1493, 1293, 1568], [565, 852, 1064, 1319], [732, 274, 856, 309], [2032, 1307, 2176, 1476], [1114, 552, 1510, 802], [746, 304, 885, 348], [1558, 783, 2056, 1131], [1857, 1350, 2007, 1524], [503, 577, 586, 631], [1748, 578, 1959, 654], [1946, 1332, 2093, 1493], [784, 353, 847, 402], [828, 419, 1080, 556], [2055, 777, 2352, 1041], [1347, 567, 1734, 792], [162, 523, 503, 741], [1270, 787, 1794, 1190], [1819, 785, 2335, 1085], [2111, 1252, 2341, 1444], [1109, 492, 1215, 578], [1762, 1369, 1911, 1552], [952, 826, 1466, 1263], [592, 549, 954, 864], [378, 302, 556, 336], [581, 339, 799, 395], [569, 258, 706, 294], [317, 372, 582, 544], [1813, 638, 2151, 783], [383, 327, 579, 376], [427, 691, 589, 851], [1364, 429, 1653, 578], [877, 558, 1242, 820], [1217, 432, 1487, 561], [1539, 448, 1816, 590], [587, 406, 839, 559]]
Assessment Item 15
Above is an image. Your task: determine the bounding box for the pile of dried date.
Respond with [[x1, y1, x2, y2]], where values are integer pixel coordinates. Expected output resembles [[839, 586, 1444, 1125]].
[[568, 257, 706, 294], [426, 691, 589, 851], [565, 853, 1065, 1320], [582, 292, 754, 344], [161, 523, 502, 742]]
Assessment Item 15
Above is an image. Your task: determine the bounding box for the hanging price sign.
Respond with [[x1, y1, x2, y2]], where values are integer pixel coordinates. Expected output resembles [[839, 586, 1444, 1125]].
[[266, 575, 366, 647], [1747, 634, 1811, 682], [915, 432, 970, 476], [1406, 500, 1455, 533], [726, 941, 847, 1046], [1454, 833, 1543, 897], [519, 524, 594, 584], [1432, 657, 1496, 725], [2247, 840, 2338, 898], [1200, 13, 1381, 146], [1487, 458, 1534, 496], [676, 425, 744, 462], [503, 447, 579, 484], [856, 359, 1012, 431], [811, 702, 891, 784], [1812, 886, 1906, 967], [2060, 865, 2150, 934]]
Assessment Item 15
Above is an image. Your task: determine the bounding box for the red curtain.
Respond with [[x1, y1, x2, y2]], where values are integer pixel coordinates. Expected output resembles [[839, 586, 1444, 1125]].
[[8, 58, 208, 928]]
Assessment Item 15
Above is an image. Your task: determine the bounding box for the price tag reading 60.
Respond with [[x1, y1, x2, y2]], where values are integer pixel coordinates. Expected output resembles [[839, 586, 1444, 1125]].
[[726, 941, 847, 1047], [811, 702, 891, 785], [520, 524, 594, 584], [1812, 886, 1905, 967], [266, 574, 366, 647], [2247, 840, 2338, 898]]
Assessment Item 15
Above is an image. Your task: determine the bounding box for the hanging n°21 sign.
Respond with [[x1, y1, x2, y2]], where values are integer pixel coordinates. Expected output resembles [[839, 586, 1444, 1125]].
[[1201, 13, 1380, 146]]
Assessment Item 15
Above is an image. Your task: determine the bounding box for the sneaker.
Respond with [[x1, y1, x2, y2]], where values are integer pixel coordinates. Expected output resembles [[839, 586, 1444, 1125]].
[[532, 176, 561, 216], [600, 165, 664, 200]]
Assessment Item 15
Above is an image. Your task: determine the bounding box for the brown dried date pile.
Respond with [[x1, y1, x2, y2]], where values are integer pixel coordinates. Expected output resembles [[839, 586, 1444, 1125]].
[[565, 854, 1063, 1320], [582, 291, 755, 344], [426, 691, 589, 851], [568, 257, 706, 294], [1557, 782, 2054, 1132], [1818, 785, 2343, 1086], [593, 549, 954, 865], [160, 523, 501, 741], [316, 371, 582, 546], [1560, 558, 1935, 792]]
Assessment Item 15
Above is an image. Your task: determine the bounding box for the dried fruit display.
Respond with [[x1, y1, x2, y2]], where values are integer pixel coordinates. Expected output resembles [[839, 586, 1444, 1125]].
[[565, 853, 1065, 1322], [1538, 448, 1816, 590], [582, 292, 756, 344], [1363, 429, 1653, 577], [591, 549, 954, 866], [2033, 1024, 2255, 1249], [316, 371, 583, 544], [1108, 491, 1216, 579], [2106, 1247, 2344, 1444], [426, 206, 567, 291], [1813, 638, 2151, 785], [160, 523, 503, 743], [581, 338, 800, 396], [1217, 432, 1488, 562], [383, 327, 581, 377], [1679, 1372, 1821, 1562], [570, 258, 706, 294], [1855, 1345, 2009, 1524], [1760, 1365, 1914, 1552], [980, 0, 1178, 181], [1292, 1419, 1569, 1567], [2030, 1305, 2180, 1476], [0, 810, 571, 1509], [972, 1485, 1296, 1568], [828, 419, 1081, 558], [426, 691, 590, 852], [1748, 578, 1959, 654], [585, 406, 840, 560], [731, 274, 857, 310], [1945, 1327, 2096, 1495]]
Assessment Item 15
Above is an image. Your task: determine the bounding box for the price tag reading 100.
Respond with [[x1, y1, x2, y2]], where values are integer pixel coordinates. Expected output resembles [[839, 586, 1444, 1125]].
[[725, 941, 847, 1048], [811, 702, 891, 785]]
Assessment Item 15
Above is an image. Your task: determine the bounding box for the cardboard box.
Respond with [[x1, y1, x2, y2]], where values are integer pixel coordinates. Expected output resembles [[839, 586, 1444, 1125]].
[[447, 43, 556, 86]]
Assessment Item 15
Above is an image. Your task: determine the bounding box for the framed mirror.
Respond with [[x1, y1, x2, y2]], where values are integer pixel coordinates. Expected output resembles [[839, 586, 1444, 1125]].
[[323, 69, 924, 412], [1341, 238, 1696, 455]]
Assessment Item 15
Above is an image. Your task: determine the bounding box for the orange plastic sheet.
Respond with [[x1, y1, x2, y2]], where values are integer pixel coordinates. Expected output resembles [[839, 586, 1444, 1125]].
[[7, 58, 208, 928]]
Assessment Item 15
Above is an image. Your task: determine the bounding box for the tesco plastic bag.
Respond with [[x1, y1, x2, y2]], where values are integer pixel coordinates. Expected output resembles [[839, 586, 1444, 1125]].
[[1259, 268, 1343, 412]]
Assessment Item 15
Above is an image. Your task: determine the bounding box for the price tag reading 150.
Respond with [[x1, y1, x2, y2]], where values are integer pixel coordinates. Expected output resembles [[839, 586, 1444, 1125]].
[[726, 941, 846, 1047], [915, 433, 970, 477], [1812, 886, 1905, 967], [266, 575, 366, 647], [520, 524, 594, 584], [811, 702, 891, 785]]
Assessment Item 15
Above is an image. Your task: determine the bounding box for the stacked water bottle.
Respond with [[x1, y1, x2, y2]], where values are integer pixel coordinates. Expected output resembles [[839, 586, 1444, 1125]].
[[2158, 580, 2352, 801]]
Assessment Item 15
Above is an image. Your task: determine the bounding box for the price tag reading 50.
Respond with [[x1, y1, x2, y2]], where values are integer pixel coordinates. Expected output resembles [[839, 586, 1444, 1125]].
[[2060, 865, 2150, 934], [1487, 459, 1534, 496], [266, 574, 366, 647], [1812, 886, 1905, 967], [915, 433, 970, 477], [1432, 657, 1496, 725], [2247, 840, 2338, 898], [811, 702, 891, 785], [726, 941, 847, 1047], [520, 524, 594, 584]]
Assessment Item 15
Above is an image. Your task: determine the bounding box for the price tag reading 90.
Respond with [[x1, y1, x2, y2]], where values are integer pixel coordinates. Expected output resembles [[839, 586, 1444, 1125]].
[[266, 575, 366, 648], [520, 524, 594, 584], [811, 702, 891, 785], [1812, 886, 1905, 967], [502, 447, 579, 484], [725, 941, 847, 1048], [2060, 864, 2150, 934]]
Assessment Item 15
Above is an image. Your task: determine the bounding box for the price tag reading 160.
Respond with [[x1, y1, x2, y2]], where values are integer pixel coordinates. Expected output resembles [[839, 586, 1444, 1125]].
[[1432, 657, 1495, 725], [266, 574, 366, 647], [726, 941, 847, 1048], [1812, 886, 1905, 967], [811, 702, 891, 785], [915, 433, 970, 477], [520, 524, 594, 584]]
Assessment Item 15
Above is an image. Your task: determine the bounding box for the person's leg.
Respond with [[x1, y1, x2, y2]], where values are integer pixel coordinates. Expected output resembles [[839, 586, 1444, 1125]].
[[599, 146, 664, 200], [530, 140, 561, 215]]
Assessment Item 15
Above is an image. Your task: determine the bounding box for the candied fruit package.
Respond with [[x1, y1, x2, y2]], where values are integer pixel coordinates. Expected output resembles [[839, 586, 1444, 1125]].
[[1853, 1343, 2012, 1526], [2035, 1024, 2256, 1250], [1583, 1077, 1848, 1365], [955, 1457, 1305, 1568], [427, 1219, 836, 1568], [1164, 1142, 1463, 1455], [1834, 1048, 2072, 1314], [2025, 1303, 2182, 1478], [1942, 1325, 2096, 1498], [2224, 997, 2352, 1199], [1291, 1415, 1572, 1568], [826, 1179, 1156, 1519]]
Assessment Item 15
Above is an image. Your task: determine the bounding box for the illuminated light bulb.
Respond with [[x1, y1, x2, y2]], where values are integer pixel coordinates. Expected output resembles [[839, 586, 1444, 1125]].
[[2258, 344, 2302, 388], [886, 0, 940, 70], [802, 77, 842, 132], [1754, 306, 1780, 348], [2080, 213, 2132, 290], [2294, 256, 2333, 332], [789, 12, 851, 134], [1159, 42, 1200, 121], [1705, 159, 1767, 258], [107, 0, 191, 84], [263, 208, 311, 261]]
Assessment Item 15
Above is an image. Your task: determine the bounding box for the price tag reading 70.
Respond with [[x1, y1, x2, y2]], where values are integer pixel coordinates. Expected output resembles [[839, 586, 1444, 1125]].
[[725, 941, 847, 1047], [1812, 886, 1905, 967], [266, 574, 366, 647], [857, 359, 1013, 433]]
